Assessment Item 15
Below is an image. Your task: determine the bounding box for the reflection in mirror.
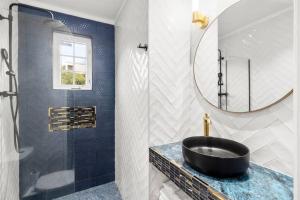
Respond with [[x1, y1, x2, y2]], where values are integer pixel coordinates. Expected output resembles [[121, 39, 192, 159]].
[[193, 0, 293, 113]]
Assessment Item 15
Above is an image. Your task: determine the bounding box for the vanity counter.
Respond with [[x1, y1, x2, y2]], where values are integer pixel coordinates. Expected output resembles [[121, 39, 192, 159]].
[[150, 142, 293, 200]]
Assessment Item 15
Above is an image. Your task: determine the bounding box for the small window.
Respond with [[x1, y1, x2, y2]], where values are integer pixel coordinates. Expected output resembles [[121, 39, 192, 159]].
[[53, 32, 92, 90]]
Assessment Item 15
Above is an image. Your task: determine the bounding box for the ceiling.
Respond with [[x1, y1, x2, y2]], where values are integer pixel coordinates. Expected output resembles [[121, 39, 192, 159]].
[[218, 0, 293, 37], [19, 0, 127, 24]]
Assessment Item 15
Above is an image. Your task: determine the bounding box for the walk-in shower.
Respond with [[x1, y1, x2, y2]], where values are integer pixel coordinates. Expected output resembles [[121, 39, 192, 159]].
[[216, 49, 251, 112], [0, 4, 115, 200]]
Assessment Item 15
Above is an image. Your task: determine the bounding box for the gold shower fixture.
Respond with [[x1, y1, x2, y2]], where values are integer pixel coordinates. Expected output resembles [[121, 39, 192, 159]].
[[192, 11, 209, 29]]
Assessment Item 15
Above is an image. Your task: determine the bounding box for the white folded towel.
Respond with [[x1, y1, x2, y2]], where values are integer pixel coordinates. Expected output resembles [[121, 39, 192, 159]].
[[159, 181, 192, 200], [158, 181, 192, 200], [159, 191, 170, 200], [162, 181, 179, 194], [159, 189, 181, 200], [176, 189, 192, 200]]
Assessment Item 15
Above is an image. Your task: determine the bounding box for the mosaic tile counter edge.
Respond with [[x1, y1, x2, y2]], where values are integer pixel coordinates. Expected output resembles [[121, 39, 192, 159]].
[[149, 142, 293, 200]]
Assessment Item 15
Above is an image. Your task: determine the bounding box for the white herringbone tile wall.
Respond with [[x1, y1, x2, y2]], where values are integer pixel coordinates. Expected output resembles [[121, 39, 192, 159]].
[[149, 0, 194, 147], [115, 0, 149, 199], [149, 0, 294, 199], [0, 1, 19, 200], [148, 0, 195, 199]]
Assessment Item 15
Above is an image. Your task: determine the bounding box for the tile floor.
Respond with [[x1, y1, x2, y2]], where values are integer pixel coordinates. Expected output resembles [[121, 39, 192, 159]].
[[55, 182, 122, 200]]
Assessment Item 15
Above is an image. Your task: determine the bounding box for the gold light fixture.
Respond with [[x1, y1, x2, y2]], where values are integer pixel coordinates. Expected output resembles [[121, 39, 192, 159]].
[[192, 11, 209, 29]]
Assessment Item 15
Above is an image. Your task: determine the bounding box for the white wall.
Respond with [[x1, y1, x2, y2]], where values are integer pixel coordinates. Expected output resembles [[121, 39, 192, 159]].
[[0, 1, 19, 200], [149, 0, 194, 147], [148, 0, 294, 199], [148, 0, 194, 199], [115, 0, 149, 199]]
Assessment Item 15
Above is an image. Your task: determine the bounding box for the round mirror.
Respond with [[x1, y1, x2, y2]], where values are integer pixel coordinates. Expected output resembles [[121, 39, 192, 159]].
[[193, 0, 293, 113]]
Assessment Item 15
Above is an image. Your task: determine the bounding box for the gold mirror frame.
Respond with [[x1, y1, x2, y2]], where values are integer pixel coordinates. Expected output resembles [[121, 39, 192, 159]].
[[192, 2, 293, 114]]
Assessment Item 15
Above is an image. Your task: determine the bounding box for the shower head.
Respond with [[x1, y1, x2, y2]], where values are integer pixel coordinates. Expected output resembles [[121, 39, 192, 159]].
[[44, 19, 67, 29], [43, 11, 70, 32]]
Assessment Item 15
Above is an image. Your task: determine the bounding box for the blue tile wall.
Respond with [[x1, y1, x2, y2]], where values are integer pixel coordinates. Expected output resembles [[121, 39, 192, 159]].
[[18, 5, 115, 200]]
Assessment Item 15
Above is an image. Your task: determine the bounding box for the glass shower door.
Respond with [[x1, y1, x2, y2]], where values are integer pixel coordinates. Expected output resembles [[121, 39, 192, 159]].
[[17, 6, 76, 200], [225, 57, 251, 112]]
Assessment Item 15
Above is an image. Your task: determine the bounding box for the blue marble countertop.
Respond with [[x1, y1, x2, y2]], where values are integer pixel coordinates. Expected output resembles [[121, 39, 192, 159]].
[[151, 142, 293, 200]]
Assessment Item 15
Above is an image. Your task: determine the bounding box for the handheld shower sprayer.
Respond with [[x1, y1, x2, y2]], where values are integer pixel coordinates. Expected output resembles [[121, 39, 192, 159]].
[[1, 48, 16, 76], [1, 48, 9, 68]]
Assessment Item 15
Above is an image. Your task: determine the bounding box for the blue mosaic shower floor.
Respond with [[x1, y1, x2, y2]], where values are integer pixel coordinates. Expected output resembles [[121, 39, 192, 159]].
[[55, 182, 122, 200]]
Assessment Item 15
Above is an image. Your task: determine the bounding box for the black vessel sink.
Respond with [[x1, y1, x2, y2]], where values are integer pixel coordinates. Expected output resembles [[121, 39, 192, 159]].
[[182, 136, 250, 177]]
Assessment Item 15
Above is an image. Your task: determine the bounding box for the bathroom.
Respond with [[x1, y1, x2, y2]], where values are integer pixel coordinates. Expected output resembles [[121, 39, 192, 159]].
[[0, 0, 299, 199]]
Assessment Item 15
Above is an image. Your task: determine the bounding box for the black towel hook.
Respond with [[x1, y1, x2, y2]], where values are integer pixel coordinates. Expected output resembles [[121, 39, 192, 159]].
[[137, 43, 148, 52]]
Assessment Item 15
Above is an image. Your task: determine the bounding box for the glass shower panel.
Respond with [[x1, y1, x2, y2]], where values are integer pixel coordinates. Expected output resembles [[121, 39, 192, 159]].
[[226, 57, 250, 112], [1, 4, 114, 199], [16, 7, 76, 200]]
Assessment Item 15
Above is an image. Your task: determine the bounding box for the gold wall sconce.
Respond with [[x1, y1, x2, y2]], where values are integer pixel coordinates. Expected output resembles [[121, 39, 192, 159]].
[[192, 11, 209, 29]]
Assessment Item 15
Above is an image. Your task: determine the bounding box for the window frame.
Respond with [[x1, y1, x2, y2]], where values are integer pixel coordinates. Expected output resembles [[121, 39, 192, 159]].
[[53, 32, 93, 90]]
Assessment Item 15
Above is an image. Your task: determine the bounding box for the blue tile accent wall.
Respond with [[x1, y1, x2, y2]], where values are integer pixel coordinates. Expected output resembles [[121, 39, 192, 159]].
[[18, 5, 115, 200]]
